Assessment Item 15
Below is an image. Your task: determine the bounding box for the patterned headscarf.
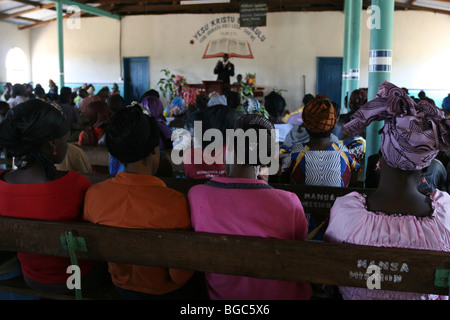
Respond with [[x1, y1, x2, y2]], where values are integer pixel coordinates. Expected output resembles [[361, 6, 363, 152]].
[[302, 94, 337, 133], [207, 95, 227, 107], [167, 97, 188, 117], [240, 98, 269, 119], [344, 81, 450, 170]]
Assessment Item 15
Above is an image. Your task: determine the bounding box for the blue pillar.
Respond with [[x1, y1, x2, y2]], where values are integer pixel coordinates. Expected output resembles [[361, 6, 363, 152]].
[[365, 0, 394, 163], [57, 0, 64, 88], [341, 0, 352, 113], [347, 0, 363, 97]]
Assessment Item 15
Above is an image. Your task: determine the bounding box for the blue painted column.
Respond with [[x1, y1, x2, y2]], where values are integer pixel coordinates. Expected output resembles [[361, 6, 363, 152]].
[[341, 0, 352, 112], [347, 0, 363, 97], [57, 0, 64, 88], [365, 0, 394, 166]]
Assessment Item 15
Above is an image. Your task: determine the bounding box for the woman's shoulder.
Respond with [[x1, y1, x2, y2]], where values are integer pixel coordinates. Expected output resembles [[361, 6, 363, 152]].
[[430, 190, 450, 224], [331, 191, 367, 211], [62, 170, 91, 186]]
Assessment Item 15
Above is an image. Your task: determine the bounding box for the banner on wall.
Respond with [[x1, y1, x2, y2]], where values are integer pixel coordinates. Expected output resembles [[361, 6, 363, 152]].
[[191, 15, 266, 60], [240, 0, 267, 27]]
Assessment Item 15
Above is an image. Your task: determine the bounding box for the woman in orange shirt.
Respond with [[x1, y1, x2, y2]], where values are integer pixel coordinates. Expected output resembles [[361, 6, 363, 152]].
[[83, 103, 207, 300]]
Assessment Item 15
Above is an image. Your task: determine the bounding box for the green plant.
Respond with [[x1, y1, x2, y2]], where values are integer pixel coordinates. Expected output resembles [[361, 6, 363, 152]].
[[157, 68, 176, 100]]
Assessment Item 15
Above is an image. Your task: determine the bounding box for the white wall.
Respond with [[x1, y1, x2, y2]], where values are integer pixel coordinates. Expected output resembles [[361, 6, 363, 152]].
[[15, 10, 450, 110], [0, 21, 31, 84], [30, 17, 121, 90]]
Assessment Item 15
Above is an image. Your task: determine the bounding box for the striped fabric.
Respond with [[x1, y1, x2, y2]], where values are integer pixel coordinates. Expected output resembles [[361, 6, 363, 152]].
[[304, 149, 342, 186], [286, 143, 360, 187]]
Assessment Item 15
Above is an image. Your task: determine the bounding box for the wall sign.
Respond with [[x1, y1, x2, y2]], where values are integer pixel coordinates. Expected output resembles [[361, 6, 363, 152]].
[[240, 1, 267, 27], [191, 15, 267, 60]]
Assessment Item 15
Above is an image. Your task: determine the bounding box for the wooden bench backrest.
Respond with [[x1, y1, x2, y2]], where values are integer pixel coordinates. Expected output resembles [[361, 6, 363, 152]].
[[0, 216, 448, 295], [1, 173, 448, 297]]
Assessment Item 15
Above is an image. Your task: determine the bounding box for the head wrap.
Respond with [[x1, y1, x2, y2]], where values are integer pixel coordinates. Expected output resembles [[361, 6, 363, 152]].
[[344, 81, 450, 170], [207, 95, 227, 107], [106, 104, 160, 164], [0, 99, 70, 178], [241, 98, 269, 119], [167, 97, 188, 116], [141, 96, 164, 120], [302, 94, 337, 134]]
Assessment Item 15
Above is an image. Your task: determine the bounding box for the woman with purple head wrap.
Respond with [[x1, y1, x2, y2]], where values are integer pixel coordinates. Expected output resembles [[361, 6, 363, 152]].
[[324, 81, 450, 300], [141, 96, 172, 150], [343, 81, 450, 171]]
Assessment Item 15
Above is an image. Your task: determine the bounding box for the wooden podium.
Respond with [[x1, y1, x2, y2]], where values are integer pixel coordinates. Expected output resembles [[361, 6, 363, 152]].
[[202, 81, 241, 95], [202, 81, 224, 95]]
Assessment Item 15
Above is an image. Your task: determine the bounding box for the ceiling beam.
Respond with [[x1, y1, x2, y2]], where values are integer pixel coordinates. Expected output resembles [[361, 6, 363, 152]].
[[17, 11, 79, 30], [45, 0, 121, 20], [395, 1, 450, 15], [4, 15, 41, 23], [0, 3, 56, 20]]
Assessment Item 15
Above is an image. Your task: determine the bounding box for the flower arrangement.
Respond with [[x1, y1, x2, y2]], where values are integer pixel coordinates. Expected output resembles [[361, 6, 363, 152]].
[[174, 75, 188, 97], [157, 69, 189, 101], [241, 72, 257, 98]]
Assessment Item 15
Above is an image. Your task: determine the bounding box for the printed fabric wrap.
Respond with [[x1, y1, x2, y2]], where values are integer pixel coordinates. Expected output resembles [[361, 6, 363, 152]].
[[343, 81, 450, 171], [167, 97, 188, 117], [302, 94, 337, 133]]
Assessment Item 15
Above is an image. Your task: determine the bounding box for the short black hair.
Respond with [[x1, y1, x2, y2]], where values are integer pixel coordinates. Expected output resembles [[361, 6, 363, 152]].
[[12, 84, 27, 97], [106, 105, 160, 165], [108, 94, 126, 114], [59, 87, 72, 104], [264, 91, 286, 117], [303, 94, 314, 106], [140, 89, 160, 102]]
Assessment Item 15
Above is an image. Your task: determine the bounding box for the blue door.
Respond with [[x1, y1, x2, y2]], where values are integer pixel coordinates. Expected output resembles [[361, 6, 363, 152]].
[[316, 57, 343, 107], [123, 57, 149, 105]]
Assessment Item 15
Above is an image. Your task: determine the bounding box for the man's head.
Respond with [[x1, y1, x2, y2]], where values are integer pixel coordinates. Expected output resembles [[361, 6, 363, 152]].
[[223, 53, 229, 62]]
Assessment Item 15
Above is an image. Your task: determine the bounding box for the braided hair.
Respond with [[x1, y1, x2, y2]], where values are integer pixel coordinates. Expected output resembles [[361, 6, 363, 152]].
[[232, 114, 275, 166], [0, 99, 70, 179]]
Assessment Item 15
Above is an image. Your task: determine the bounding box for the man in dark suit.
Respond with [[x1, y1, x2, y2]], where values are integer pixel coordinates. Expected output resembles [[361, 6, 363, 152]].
[[213, 53, 235, 84]]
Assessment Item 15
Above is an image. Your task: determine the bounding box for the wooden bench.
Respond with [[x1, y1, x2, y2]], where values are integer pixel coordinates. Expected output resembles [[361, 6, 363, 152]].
[[78, 145, 110, 174], [0, 176, 449, 300]]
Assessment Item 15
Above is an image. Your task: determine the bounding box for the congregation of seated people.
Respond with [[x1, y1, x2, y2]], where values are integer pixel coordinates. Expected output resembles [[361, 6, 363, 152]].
[[0, 77, 449, 301]]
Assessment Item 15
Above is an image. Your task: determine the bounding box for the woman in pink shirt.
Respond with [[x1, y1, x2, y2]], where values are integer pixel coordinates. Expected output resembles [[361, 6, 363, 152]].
[[324, 82, 450, 300], [188, 114, 312, 300]]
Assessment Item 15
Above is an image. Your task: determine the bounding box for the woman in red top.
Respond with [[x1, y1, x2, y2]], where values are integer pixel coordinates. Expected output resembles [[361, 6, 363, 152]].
[[0, 99, 102, 294]]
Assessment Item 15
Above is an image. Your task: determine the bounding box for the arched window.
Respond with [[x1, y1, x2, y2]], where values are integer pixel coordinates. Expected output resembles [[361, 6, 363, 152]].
[[5, 47, 28, 84]]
